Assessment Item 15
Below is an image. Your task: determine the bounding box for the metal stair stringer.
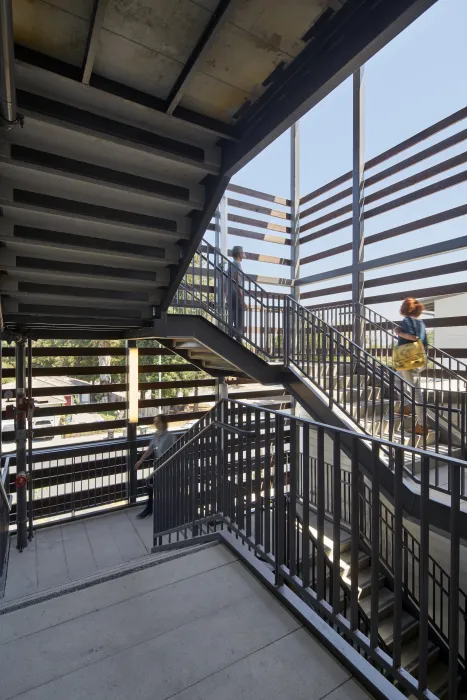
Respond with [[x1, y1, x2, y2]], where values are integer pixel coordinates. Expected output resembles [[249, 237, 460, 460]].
[[130, 313, 288, 386], [282, 365, 465, 538]]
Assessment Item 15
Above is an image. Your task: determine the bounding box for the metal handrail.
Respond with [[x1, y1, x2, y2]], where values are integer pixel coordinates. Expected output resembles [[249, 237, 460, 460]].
[[151, 397, 466, 699], [313, 301, 467, 388], [150, 420, 255, 477], [174, 249, 467, 480]]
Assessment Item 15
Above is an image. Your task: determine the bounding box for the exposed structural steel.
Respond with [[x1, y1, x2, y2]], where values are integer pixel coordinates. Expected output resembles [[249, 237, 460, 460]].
[[351, 67, 364, 345], [81, 0, 110, 86], [290, 122, 300, 301], [150, 400, 467, 700], [0, 0, 20, 128], [0, 0, 437, 332]]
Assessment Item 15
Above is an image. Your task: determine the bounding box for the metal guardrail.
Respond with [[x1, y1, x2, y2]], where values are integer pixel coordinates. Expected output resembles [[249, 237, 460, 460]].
[[152, 399, 466, 700], [313, 302, 467, 390], [2, 432, 182, 527], [173, 242, 467, 501]]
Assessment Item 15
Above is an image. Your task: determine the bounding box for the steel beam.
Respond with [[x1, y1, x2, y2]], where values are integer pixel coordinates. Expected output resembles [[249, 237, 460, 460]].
[[0, 0, 19, 129], [166, 0, 235, 116], [82, 0, 109, 85], [15, 339, 28, 551], [161, 174, 229, 311], [15, 44, 236, 141], [126, 340, 138, 504], [290, 122, 300, 302], [223, 0, 437, 178], [352, 68, 365, 345]]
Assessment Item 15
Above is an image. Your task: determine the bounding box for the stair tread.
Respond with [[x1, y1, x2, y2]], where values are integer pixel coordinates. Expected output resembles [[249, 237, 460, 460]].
[[400, 636, 439, 672], [407, 659, 452, 699], [337, 548, 370, 569], [378, 610, 418, 645], [359, 586, 393, 617]]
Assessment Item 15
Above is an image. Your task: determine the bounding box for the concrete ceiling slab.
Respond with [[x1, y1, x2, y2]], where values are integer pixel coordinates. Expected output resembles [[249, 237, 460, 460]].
[[12, 0, 92, 67], [180, 71, 249, 122], [103, 0, 212, 63], [94, 29, 182, 100], [198, 21, 290, 95], [228, 0, 329, 57]]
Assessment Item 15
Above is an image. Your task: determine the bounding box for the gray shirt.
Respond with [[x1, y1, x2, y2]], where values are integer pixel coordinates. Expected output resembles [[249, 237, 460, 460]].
[[151, 430, 175, 459]]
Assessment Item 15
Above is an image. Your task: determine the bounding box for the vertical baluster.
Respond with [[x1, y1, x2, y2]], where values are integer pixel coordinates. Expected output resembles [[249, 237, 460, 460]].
[[332, 433, 341, 615], [418, 455, 430, 694], [350, 436, 359, 631], [302, 423, 310, 588], [392, 447, 403, 671], [370, 442, 381, 650], [274, 414, 285, 586], [245, 406, 252, 539], [449, 458, 460, 700], [316, 427, 326, 601], [264, 412, 271, 555], [288, 420, 298, 577], [254, 409, 261, 546]]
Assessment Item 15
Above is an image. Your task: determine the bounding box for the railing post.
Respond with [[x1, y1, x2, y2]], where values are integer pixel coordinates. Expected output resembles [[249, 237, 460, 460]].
[[27, 337, 34, 540], [290, 122, 300, 304], [290, 124, 300, 419], [15, 338, 28, 551], [352, 67, 365, 349], [274, 414, 285, 587], [126, 340, 138, 504]]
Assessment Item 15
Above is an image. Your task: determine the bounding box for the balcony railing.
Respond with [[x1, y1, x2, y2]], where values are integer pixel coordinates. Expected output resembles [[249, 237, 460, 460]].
[[151, 399, 467, 700]]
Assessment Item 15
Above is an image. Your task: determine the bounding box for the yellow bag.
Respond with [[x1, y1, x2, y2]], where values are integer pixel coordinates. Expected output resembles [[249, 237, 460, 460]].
[[393, 339, 427, 371], [393, 318, 427, 371]]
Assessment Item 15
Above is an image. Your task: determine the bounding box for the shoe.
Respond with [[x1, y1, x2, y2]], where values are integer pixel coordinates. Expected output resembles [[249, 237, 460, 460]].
[[395, 405, 412, 416], [407, 423, 429, 436], [136, 502, 153, 519]]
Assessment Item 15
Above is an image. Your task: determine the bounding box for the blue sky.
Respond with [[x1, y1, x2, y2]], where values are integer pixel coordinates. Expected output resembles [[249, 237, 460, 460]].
[[227, 0, 467, 319]]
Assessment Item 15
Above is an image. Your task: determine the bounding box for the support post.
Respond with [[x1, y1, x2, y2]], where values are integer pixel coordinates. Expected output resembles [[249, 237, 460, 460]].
[[290, 123, 300, 414], [290, 122, 300, 302], [352, 67, 365, 349], [27, 337, 34, 540], [15, 339, 28, 551], [126, 340, 138, 504]]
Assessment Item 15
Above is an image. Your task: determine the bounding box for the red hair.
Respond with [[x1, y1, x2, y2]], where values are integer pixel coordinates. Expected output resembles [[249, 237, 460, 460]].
[[400, 297, 424, 318]]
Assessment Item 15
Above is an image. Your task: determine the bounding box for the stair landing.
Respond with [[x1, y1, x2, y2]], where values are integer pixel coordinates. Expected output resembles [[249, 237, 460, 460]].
[[0, 541, 372, 700]]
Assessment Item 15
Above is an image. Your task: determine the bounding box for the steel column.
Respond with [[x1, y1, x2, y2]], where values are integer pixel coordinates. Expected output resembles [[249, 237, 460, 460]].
[[0, 0, 18, 128], [352, 67, 365, 347], [27, 337, 34, 540], [126, 340, 138, 503], [290, 122, 300, 302], [15, 339, 28, 551]]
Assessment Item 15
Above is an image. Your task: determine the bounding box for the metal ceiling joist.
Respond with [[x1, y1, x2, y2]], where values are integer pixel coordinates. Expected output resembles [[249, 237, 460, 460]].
[[81, 0, 110, 85], [165, 0, 235, 116], [14, 44, 237, 141]]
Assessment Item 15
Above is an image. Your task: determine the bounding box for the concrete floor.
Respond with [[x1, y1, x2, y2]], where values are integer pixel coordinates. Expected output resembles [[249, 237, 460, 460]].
[[0, 543, 372, 700], [3, 507, 153, 601]]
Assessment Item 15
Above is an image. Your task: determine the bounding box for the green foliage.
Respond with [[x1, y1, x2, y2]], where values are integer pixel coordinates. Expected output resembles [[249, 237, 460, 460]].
[[25, 338, 207, 400]]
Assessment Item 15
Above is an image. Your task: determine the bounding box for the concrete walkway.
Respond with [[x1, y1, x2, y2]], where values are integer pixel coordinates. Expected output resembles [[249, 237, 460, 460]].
[[4, 508, 153, 601], [0, 543, 372, 700]]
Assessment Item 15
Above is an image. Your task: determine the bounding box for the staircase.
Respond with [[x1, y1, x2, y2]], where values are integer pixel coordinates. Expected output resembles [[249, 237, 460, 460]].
[[150, 242, 467, 526], [148, 398, 467, 700]]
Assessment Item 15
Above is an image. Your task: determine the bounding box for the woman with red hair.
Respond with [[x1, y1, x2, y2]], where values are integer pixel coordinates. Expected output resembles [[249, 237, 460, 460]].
[[395, 298, 428, 435]]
